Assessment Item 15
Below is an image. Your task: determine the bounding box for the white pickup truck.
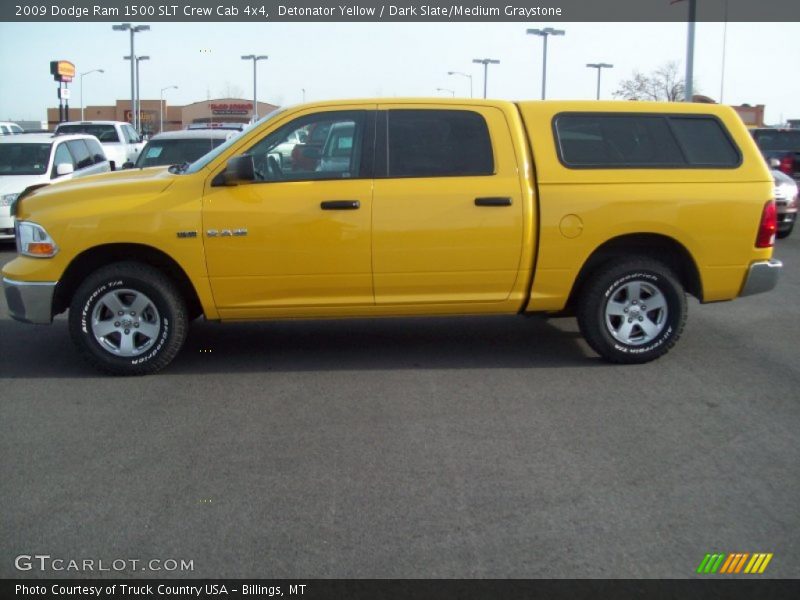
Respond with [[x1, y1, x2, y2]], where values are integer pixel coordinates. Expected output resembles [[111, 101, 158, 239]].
[[54, 121, 145, 170]]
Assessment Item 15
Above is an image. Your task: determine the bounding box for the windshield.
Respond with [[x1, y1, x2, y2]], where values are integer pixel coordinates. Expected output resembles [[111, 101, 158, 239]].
[[57, 124, 119, 143], [184, 108, 286, 174], [753, 130, 800, 152], [135, 138, 228, 168], [0, 143, 52, 175]]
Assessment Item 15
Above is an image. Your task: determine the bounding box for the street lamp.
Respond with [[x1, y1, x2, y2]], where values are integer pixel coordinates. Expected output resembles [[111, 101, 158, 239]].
[[586, 63, 614, 100], [436, 88, 455, 97], [79, 69, 104, 121], [160, 85, 178, 133], [125, 55, 149, 134], [113, 23, 149, 131], [447, 71, 473, 98], [471, 58, 500, 99], [241, 54, 268, 121], [527, 28, 565, 100]]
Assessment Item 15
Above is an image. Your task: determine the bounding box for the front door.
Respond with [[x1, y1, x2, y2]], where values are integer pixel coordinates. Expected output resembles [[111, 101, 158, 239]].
[[203, 108, 375, 318]]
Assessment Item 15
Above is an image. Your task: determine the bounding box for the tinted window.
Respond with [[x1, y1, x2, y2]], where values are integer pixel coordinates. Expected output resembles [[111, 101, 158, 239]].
[[136, 138, 227, 168], [57, 124, 120, 143], [0, 143, 51, 175], [85, 138, 107, 163], [53, 143, 75, 170], [66, 140, 94, 170], [752, 130, 800, 152], [669, 118, 740, 166], [555, 113, 740, 168], [244, 110, 366, 182], [123, 125, 140, 143], [387, 110, 493, 177]]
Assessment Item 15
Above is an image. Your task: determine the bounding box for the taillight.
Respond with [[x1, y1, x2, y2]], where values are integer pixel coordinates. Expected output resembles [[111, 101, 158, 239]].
[[756, 200, 777, 248], [778, 155, 793, 176]]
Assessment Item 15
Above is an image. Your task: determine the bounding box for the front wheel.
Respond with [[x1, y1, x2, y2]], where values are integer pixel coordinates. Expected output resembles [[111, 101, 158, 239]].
[[576, 258, 687, 364], [68, 262, 188, 375]]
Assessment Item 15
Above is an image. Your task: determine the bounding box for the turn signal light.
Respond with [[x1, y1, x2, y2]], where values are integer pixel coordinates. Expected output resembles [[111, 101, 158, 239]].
[[26, 242, 57, 256]]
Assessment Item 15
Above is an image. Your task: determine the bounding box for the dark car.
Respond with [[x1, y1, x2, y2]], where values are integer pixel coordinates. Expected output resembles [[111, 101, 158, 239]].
[[752, 128, 800, 184], [133, 129, 238, 168]]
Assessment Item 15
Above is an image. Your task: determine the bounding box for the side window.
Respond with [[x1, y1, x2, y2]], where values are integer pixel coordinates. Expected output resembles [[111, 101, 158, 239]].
[[52, 143, 76, 177], [123, 125, 139, 143], [669, 117, 740, 166], [66, 140, 94, 170], [243, 110, 367, 182], [387, 109, 494, 178], [85, 138, 107, 163]]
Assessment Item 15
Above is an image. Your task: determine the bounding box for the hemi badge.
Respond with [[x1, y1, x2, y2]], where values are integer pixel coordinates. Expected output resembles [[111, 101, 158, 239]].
[[176, 231, 197, 238]]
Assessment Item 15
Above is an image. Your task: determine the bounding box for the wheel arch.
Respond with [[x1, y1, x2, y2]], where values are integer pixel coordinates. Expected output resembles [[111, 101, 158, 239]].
[[566, 233, 703, 312], [53, 243, 203, 320]]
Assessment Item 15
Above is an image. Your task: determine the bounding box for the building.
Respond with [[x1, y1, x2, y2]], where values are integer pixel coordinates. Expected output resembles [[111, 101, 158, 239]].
[[47, 98, 279, 134]]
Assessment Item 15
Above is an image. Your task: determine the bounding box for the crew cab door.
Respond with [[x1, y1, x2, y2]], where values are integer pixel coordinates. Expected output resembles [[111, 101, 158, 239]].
[[202, 107, 375, 318], [372, 104, 525, 304]]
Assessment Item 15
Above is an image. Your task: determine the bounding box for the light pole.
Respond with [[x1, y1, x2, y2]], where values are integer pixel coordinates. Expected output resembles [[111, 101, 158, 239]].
[[527, 28, 565, 100], [447, 71, 473, 98], [79, 69, 104, 121], [301, 88, 306, 102], [160, 85, 178, 133], [471, 58, 500, 99], [436, 88, 455, 97], [241, 54, 268, 121], [586, 63, 613, 100], [125, 55, 149, 134], [113, 23, 149, 131]]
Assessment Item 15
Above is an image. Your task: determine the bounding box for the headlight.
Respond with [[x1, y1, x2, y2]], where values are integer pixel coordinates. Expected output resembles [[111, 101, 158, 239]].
[[0, 193, 18, 207], [16, 221, 59, 258]]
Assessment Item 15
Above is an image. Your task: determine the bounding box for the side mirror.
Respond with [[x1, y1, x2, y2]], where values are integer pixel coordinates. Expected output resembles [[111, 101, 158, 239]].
[[768, 158, 781, 169], [217, 155, 255, 186], [302, 147, 321, 160], [55, 163, 74, 177], [122, 161, 134, 169]]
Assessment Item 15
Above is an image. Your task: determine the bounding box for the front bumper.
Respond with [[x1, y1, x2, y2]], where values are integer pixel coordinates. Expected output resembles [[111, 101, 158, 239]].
[[2, 277, 56, 324], [739, 259, 783, 297]]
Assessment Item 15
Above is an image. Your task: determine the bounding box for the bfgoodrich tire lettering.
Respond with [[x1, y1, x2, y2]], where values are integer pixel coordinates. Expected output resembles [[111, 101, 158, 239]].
[[577, 258, 687, 364], [68, 262, 188, 375]]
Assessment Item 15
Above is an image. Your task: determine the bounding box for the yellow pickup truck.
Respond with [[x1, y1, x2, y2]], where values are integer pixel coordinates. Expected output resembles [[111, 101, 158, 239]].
[[2, 99, 782, 374]]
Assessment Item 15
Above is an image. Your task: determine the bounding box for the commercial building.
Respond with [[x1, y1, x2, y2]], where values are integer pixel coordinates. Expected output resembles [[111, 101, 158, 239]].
[[46, 98, 279, 134]]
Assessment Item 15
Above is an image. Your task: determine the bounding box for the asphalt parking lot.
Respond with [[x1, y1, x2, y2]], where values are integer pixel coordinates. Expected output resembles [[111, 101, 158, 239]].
[[1, 237, 798, 579]]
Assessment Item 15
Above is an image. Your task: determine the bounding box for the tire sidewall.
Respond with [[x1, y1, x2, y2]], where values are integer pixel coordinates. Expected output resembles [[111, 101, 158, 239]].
[[71, 272, 176, 372], [591, 266, 684, 361]]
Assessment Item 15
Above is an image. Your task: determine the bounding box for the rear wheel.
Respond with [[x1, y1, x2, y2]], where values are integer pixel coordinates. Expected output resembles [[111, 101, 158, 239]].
[[777, 224, 794, 239], [68, 262, 188, 375], [576, 258, 687, 364]]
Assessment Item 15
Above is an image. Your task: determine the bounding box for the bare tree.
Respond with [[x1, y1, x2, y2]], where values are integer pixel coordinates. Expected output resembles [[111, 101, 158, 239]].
[[613, 62, 693, 102], [219, 82, 245, 99]]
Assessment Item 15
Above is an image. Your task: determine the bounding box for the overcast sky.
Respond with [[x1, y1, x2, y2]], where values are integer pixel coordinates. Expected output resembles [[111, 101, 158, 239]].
[[0, 20, 797, 124]]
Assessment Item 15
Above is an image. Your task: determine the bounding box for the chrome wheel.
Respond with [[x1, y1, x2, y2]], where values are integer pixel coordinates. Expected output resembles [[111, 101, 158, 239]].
[[604, 280, 668, 346], [91, 288, 161, 357]]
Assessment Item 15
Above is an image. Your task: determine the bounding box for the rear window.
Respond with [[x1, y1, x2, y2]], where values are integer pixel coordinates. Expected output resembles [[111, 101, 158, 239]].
[[56, 124, 120, 143], [752, 130, 800, 152], [387, 109, 494, 177], [554, 113, 741, 169]]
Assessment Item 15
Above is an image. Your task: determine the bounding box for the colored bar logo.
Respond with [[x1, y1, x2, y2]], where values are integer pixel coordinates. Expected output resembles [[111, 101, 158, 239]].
[[696, 553, 773, 574]]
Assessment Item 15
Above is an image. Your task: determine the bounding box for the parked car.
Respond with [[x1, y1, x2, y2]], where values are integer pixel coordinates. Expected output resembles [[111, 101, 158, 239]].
[[773, 168, 798, 238], [54, 121, 144, 170], [752, 128, 800, 185], [0, 122, 24, 135], [132, 129, 238, 169], [0, 133, 110, 240], [3, 99, 781, 374]]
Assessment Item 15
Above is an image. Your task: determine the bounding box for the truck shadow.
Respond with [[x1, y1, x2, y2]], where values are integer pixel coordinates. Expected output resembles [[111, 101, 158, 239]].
[[0, 315, 600, 379]]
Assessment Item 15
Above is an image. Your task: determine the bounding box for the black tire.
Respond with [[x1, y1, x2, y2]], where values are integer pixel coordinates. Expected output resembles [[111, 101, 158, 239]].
[[776, 224, 793, 239], [576, 258, 687, 364], [68, 262, 188, 375]]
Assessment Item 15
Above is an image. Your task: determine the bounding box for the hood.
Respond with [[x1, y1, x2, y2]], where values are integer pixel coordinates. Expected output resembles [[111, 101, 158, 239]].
[[0, 174, 49, 196], [17, 166, 177, 220]]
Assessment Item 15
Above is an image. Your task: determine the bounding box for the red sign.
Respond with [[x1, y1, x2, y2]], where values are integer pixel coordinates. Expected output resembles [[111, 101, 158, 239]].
[[50, 60, 76, 82], [209, 102, 252, 115]]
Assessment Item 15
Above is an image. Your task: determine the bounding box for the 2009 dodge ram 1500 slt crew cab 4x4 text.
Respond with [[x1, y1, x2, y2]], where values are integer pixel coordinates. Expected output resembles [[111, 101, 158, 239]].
[[2, 99, 782, 375]]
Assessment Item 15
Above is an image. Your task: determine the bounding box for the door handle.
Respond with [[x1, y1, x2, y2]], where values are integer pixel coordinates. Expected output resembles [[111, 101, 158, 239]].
[[475, 197, 512, 207], [321, 200, 361, 210]]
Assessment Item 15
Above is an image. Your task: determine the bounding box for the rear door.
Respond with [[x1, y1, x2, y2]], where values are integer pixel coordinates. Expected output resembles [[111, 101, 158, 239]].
[[371, 104, 525, 304]]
